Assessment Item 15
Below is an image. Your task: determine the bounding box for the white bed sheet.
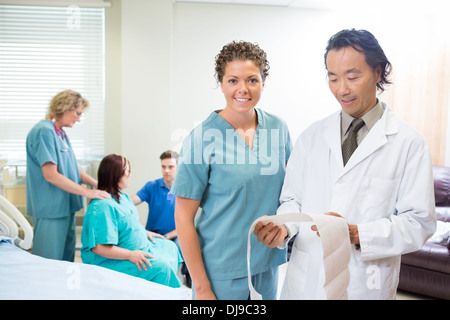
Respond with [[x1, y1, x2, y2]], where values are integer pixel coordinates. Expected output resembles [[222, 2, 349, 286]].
[[0, 237, 188, 300]]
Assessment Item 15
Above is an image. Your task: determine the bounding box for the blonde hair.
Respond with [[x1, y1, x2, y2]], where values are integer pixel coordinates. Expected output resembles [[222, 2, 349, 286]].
[[46, 90, 89, 120]]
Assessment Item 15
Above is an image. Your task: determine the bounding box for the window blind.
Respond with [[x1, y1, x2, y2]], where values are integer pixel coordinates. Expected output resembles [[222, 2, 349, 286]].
[[0, 5, 105, 162]]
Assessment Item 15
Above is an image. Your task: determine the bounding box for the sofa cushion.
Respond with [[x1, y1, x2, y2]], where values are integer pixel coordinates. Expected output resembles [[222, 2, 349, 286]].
[[436, 207, 450, 223], [399, 264, 450, 300], [401, 242, 450, 274], [433, 166, 450, 207]]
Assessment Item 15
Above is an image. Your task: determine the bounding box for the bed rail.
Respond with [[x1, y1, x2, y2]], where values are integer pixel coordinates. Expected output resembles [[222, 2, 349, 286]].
[[0, 194, 33, 250]]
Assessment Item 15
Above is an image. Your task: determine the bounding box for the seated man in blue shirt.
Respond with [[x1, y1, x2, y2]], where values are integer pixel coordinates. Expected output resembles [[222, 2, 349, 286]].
[[131, 151, 191, 287], [131, 150, 178, 241]]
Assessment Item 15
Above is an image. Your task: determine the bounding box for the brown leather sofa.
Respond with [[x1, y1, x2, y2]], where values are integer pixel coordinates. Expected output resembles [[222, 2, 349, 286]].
[[398, 165, 450, 300]]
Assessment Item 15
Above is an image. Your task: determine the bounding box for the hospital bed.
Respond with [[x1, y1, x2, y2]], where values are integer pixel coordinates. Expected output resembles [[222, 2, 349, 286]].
[[0, 195, 188, 300]]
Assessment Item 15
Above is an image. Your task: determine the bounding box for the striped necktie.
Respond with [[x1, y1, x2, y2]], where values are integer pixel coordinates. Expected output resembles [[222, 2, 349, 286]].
[[342, 118, 365, 166]]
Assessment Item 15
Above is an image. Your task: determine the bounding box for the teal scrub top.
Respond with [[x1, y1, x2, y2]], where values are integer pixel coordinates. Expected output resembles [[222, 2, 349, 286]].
[[171, 108, 292, 280], [81, 193, 183, 275], [26, 120, 82, 219]]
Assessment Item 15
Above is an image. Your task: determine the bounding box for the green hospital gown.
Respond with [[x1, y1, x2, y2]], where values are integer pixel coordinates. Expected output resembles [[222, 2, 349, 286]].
[[81, 193, 183, 288]]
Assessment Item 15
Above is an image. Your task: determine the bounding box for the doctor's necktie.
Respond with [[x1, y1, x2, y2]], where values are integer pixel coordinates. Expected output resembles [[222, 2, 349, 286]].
[[342, 118, 365, 166]]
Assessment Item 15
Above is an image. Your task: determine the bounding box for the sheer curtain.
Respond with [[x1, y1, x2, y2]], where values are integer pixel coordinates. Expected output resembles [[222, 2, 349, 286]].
[[380, 13, 450, 165], [0, 4, 105, 162]]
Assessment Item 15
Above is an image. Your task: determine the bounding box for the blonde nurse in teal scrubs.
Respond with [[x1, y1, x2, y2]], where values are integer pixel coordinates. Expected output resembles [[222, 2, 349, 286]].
[[26, 90, 110, 261], [171, 41, 292, 299]]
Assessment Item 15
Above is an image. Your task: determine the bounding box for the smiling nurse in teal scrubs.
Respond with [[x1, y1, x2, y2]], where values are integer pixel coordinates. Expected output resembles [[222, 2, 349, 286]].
[[26, 90, 110, 261], [171, 41, 292, 300]]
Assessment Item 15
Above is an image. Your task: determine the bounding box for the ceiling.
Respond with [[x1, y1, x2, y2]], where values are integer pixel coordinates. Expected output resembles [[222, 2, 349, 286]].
[[173, 0, 444, 11], [172, 0, 363, 9]]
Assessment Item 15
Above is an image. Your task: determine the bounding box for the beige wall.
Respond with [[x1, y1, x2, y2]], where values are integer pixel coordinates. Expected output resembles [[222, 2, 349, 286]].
[[105, 0, 450, 223], [105, 0, 174, 223]]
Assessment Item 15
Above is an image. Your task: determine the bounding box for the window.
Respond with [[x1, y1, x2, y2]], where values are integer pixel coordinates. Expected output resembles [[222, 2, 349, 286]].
[[0, 4, 105, 162]]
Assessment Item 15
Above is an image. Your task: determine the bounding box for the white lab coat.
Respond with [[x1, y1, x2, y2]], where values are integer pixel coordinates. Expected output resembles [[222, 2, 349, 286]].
[[278, 102, 436, 300]]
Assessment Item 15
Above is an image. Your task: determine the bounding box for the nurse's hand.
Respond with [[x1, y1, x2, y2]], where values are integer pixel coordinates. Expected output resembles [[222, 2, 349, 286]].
[[254, 221, 288, 248], [195, 287, 217, 300], [41, 162, 111, 200], [128, 250, 154, 271], [85, 188, 111, 200]]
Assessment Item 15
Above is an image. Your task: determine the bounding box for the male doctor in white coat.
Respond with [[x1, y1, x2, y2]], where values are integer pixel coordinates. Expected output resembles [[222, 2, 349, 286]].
[[255, 29, 436, 299]]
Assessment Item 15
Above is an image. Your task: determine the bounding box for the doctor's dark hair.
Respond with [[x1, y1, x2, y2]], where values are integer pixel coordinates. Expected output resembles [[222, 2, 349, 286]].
[[324, 29, 392, 92], [97, 154, 130, 203], [215, 40, 270, 84]]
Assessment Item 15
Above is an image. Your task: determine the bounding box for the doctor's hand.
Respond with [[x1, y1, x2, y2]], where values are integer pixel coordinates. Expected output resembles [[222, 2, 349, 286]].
[[254, 221, 288, 248], [311, 212, 360, 245]]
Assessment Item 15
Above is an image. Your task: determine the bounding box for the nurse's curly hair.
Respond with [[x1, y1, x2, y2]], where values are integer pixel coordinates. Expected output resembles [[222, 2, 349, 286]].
[[214, 40, 270, 84], [97, 154, 130, 203], [47, 89, 89, 120]]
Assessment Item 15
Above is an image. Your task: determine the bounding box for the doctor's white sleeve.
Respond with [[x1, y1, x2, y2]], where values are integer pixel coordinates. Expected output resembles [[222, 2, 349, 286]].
[[276, 136, 305, 248], [357, 137, 437, 261]]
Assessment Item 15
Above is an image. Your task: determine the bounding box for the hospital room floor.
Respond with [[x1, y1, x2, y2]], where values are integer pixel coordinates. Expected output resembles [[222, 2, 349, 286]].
[[74, 230, 429, 300]]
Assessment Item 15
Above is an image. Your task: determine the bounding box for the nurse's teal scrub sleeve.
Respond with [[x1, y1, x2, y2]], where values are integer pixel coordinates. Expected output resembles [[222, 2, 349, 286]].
[[26, 119, 82, 261], [81, 193, 183, 288], [26, 120, 83, 219], [171, 108, 292, 281]]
